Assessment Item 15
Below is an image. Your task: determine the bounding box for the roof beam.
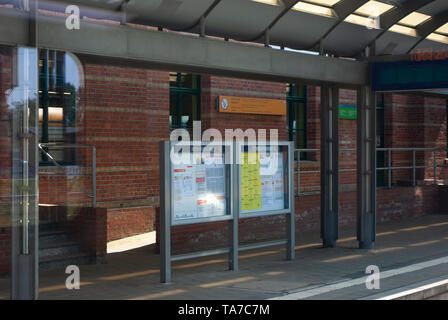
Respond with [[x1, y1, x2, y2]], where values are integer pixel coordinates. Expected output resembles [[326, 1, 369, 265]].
[[179, 0, 223, 37], [407, 9, 448, 53], [363, 0, 436, 54], [0, 8, 369, 87], [307, 0, 369, 52], [242, 0, 300, 44]]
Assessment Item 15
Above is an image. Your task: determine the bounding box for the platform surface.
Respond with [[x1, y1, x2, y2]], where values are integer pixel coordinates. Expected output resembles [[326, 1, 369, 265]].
[[1, 214, 448, 300]]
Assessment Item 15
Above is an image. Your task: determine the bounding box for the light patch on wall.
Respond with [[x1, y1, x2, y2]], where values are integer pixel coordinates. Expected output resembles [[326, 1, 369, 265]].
[[39, 107, 63, 122]]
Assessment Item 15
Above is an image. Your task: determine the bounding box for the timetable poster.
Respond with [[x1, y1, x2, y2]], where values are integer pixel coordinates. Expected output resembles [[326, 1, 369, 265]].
[[240, 151, 285, 213], [240, 153, 262, 211], [171, 161, 227, 221]]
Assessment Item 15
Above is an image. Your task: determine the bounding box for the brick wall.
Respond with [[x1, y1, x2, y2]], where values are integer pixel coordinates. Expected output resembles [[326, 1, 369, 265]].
[[159, 84, 448, 255], [39, 61, 170, 241], [384, 93, 448, 185], [1, 50, 447, 260], [201, 75, 288, 140]]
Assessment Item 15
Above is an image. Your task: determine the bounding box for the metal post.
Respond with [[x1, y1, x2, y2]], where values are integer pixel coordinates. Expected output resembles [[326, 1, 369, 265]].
[[412, 150, 416, 187], [11, 47, 39, 300], [199, 15, 206, 38], [120, 0, 128, 25], [287, 142, 295, 260], [160, 141, 171, 283], [92, 146, 96, 208], [320, 86, 339, 248], [357, 86, 376, 250], [297, 151, 301, 196], [388, 149, 392, 188], [230, 142, 238, 271], [434, 150, 437, 184]]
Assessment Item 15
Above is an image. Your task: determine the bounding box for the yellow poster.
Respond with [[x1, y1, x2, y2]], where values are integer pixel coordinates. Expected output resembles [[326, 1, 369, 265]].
[[240, 152, 262, 211]]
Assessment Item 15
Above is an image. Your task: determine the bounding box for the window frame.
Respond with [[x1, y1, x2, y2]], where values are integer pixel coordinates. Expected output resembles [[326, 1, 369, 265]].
[[38, 49, 77, 166], [169, 73, 201, 131], [286, 84, 308, 160]]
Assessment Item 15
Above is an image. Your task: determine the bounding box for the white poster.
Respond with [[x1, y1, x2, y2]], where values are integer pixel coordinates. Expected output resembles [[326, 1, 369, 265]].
[[172, 159, 227, 221]]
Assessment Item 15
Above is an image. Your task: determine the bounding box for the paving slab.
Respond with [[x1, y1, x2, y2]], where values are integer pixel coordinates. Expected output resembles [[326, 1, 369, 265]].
[[1, 214, 448, 300]]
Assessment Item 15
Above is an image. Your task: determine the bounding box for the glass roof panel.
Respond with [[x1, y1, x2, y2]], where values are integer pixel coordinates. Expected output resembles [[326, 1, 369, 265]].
[[344, 14, 374, 27], [427, 32, 448, 44], [292, 2, 335, 17], [398, 12, 431, 27], [435, 23, 448, 36], [389, 24, 417, 37], [251, 0, 281, 6], [302, 0, 342, 7], [355, 1, 394, 17]]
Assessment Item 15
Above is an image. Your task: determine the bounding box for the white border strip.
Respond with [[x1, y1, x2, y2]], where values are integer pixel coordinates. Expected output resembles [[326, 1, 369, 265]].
[[268, 256, 448, 300]]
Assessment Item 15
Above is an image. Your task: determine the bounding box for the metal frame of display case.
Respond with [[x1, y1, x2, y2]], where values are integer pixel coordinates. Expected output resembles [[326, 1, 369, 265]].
[[159, 140, 294, 283]]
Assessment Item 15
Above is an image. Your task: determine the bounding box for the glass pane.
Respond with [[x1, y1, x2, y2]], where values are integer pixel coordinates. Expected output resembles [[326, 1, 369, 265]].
[[239, 144, 290, 214], [39, 50, 79, 165], [181, 94, 199, 129], [171, 144, 231, 223], [288, 84, 306, 98], [2, 47, 39, 299], [297, 102, 306, 131], [181, 73, 199, 89], [170, 92, 178, 129], [169, 72, 178, 88]]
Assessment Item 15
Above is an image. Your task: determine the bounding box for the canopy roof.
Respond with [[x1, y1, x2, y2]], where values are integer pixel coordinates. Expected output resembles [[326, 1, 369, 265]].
[[1, 0, 446, 58]]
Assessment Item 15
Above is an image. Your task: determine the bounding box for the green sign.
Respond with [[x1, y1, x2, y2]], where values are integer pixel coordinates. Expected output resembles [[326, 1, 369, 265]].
[[339, 105, 357, 119]]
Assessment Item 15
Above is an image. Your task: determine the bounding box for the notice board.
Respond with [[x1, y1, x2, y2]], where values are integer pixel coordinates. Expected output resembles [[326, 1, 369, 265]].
[[239, 148, 286, 214], [171, 153, 229, 222]]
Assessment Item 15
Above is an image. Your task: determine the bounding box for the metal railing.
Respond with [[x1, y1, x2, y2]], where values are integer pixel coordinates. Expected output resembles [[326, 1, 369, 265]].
[[296, 147, 447, 196], [377, 148, 444, 189], [38, 143, 96, 207]]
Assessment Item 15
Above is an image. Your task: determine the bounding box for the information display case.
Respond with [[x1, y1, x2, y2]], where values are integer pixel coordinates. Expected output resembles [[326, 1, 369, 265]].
[[238, 143, 291, 217], [170, 142, 233, 225], [159, 141, 294, 283]]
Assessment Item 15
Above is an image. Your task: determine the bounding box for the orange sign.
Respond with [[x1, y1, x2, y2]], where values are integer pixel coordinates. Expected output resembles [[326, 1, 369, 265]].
[[218, 96, 286, 116]]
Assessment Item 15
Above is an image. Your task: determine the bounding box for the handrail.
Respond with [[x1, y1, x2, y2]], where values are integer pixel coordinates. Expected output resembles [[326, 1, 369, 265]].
[[295, 147, 447, 196], [38, 143, 96, 207]]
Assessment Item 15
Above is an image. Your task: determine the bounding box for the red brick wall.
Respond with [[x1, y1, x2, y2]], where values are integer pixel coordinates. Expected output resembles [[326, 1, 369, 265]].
[[160, 85, 448, 255], [201, 75, 287, 140], [384, 93, 448, 185], [1, 50, 447, 257], [107, 206, 155, 242], [39, 61, 170, 241]]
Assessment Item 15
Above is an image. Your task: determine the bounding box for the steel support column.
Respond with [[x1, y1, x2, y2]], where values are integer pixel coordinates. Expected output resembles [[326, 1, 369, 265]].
[[320, 86, 339, 247], [11, 46, 39, 300], [160, 141, 171, 283], [357, 86, 376, 249]]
